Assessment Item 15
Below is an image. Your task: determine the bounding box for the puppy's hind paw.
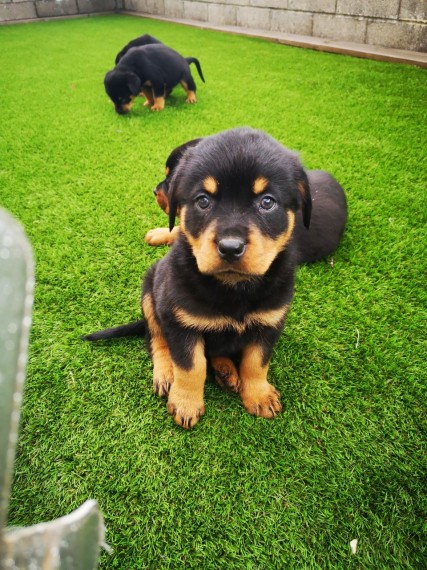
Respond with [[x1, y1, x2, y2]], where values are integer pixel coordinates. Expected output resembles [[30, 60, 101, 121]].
[[211, 357, 240, 392]]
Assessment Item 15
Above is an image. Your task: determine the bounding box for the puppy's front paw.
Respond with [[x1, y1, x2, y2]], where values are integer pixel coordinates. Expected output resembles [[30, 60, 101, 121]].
[[241, 382, 282, 418], [144, 227, 172, 246], [153, 355, 174, 397], [153, 372, 173, 398], [167, 386, 205, 429], [151, 101, 165, 111]]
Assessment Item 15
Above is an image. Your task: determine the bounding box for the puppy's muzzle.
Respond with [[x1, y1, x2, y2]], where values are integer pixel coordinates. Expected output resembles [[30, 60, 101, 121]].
[[217, 237, 246, 263]]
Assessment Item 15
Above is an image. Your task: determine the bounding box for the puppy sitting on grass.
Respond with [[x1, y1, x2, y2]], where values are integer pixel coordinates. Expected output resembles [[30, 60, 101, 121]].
[[83, 128, 347, 428]]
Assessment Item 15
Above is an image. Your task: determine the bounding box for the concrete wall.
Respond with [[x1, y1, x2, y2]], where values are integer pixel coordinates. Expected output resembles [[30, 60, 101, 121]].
[[1, 0, 426, 53], [0, 0, 120, 23], [123, 0, 427, 52]]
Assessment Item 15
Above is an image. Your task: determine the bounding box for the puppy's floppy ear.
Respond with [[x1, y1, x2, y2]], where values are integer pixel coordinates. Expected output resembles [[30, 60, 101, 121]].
[[166, 140, 203, 231], [296, 167, 312, 229], [168, 164, 186, 231], [126, 72, 141, 96], [104, 70, 113, 88], [165, 138, 203, 174]]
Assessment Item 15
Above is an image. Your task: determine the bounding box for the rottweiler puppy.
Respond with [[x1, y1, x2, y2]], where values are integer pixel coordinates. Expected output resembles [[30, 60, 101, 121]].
[[104, 44, 205, 114], [145, 139, 347, 264], [115, 34, 162, 65], [83, 128, 347, 428], [146, 138, 203, 246]]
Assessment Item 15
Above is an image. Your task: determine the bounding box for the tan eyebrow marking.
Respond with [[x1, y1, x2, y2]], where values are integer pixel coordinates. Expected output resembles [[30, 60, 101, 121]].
[[165, 166, 170, 177], [202, 176, 218, 195], [253, 176, 268, 194]]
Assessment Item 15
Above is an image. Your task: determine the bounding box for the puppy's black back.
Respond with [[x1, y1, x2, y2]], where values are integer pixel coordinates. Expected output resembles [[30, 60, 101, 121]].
[[120, 45, 185, 78], [293, 170, 347, 264], [115, 34, 162, 64]]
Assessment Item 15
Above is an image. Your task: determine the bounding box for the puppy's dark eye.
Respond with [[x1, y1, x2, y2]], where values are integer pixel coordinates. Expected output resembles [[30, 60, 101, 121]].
[[259, 195, 276, 211], [195, 194, 211, 210]]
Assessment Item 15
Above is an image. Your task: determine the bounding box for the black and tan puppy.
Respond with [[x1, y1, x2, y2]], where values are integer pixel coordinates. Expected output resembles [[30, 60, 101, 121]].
[[144, 139, 347, 264], [115, 34, 162, 65], [104, 44, 205, 114], [84, 128, 347, 428]]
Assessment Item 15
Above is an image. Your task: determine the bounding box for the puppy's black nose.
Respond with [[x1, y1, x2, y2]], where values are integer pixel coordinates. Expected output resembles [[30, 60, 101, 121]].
[[217, 238, 246, 261]]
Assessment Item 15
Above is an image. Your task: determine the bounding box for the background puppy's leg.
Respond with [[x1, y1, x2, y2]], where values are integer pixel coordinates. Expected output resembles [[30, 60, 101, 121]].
[[150, 81, 166, 111], [167, 338, 206, 428], [142, 293, 173, 397], [151, 96, 165, 111], [239, 344, 282, 418], [180, 78, 197, 104], [140, 86, 154, 107]]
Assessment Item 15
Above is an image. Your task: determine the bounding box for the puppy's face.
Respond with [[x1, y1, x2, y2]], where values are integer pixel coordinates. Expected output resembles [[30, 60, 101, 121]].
[[104, 70, 141, 114], [169, 129, 311, 284]]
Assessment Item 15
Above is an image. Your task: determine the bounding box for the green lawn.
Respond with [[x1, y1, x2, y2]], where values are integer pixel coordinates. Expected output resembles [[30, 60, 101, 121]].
[[1, 13, 426, 569]]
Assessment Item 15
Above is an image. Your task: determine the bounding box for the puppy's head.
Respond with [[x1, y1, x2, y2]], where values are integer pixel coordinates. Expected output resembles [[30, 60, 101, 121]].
[[104, 69, 141, 114], [168, 128, 312, 284], [154, 138, 203, 214]]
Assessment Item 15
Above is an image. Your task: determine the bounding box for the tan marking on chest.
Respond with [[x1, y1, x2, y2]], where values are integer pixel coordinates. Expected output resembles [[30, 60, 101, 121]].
[[173, 305, 288, 334]]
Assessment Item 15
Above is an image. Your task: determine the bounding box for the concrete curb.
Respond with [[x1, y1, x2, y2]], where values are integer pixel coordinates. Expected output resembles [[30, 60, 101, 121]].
[[122, 10, 427, 68]]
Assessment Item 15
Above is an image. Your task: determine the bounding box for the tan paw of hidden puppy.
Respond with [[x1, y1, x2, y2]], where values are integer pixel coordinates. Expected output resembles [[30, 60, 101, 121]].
[[83, 127, 347, 428]]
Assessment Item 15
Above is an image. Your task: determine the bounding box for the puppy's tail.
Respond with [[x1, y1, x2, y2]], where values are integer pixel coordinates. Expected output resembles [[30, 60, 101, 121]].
[[81, 319, 146, 341], [186, 57, 205, 83]]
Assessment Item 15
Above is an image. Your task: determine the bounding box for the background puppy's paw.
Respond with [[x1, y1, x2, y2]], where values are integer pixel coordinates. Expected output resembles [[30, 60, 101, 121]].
[[144, 227, 172, 246], [151, 101, 165, 111]]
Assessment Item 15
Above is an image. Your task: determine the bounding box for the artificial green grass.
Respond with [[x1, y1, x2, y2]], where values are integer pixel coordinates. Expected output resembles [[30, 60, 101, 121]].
[[1, 13, 426, 569]]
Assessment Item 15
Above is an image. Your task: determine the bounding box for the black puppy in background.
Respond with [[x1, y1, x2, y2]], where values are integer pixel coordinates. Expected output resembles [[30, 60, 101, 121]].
[[104, 44, 205, 114], [115, 34, 162, 64]]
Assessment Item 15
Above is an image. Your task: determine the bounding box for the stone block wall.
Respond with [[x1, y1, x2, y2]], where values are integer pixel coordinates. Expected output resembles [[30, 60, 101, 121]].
[[1, 0, 426, 53], [0, 0, 119, 23], [123, 0, 427, 52]]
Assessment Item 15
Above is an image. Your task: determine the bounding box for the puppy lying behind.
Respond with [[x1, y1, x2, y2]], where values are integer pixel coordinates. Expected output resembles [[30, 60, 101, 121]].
[[115, 34, 162, 65], [83, 128, 347, 428], [104, 44, 205, 114]]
